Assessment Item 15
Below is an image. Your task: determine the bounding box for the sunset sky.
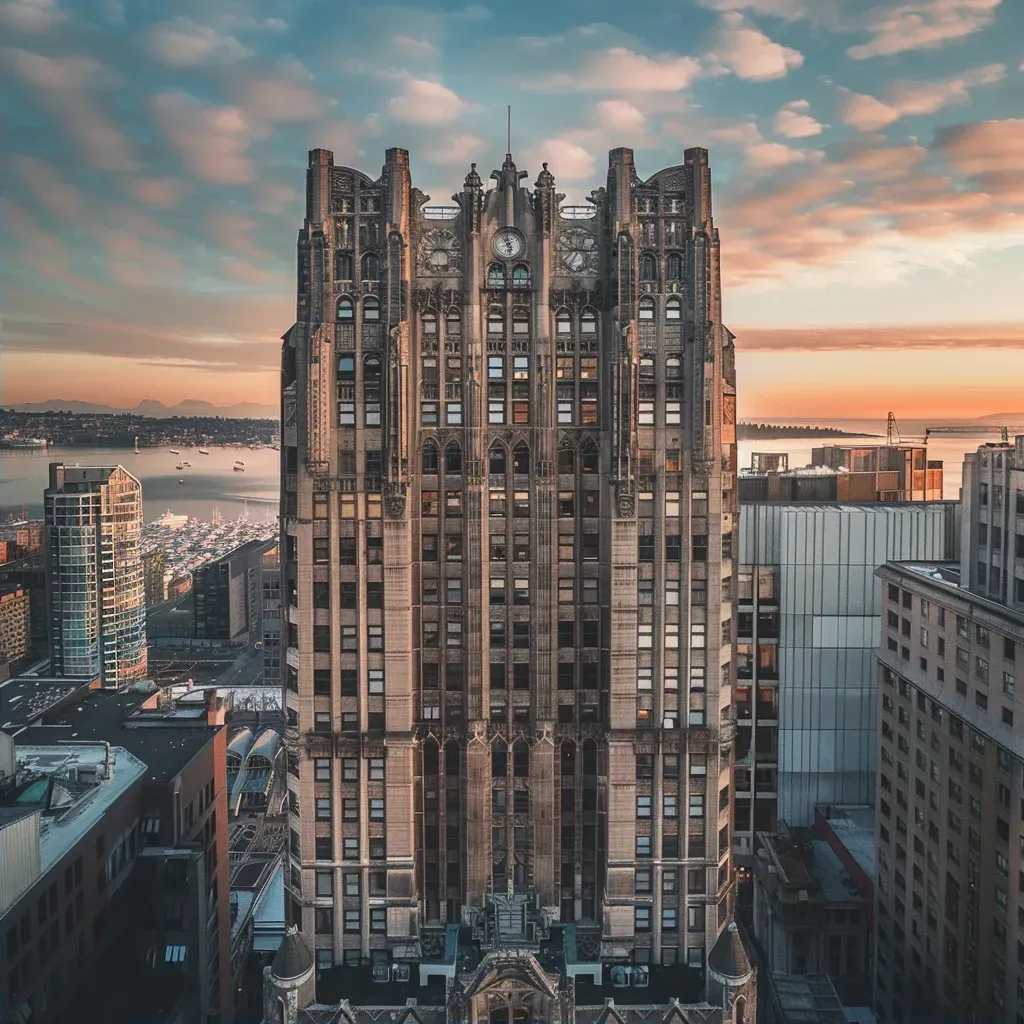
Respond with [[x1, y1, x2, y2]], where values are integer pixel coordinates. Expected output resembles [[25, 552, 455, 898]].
[[3, 0, 1024, 420]]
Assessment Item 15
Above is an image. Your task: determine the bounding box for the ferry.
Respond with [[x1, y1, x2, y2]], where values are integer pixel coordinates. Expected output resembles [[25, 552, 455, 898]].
[[0, 436, 48, 448]]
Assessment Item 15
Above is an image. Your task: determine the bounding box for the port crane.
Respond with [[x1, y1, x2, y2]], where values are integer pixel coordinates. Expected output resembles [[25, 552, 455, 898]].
[[924, 424, 1024, 444]]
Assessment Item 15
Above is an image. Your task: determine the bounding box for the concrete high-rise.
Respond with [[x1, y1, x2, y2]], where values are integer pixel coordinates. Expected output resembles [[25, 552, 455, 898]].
[[44, 463, 147, 686], [280, 143, 742, 1001], [872, 438, 1024, 1024]]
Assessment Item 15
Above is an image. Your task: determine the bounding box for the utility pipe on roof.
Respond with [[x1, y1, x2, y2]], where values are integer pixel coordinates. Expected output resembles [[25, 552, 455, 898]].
[[56, 738, 112, 779]]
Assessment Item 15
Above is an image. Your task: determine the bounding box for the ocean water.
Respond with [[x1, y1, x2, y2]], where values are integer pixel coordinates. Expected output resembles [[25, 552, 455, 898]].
[[0, 444, 280, 523]]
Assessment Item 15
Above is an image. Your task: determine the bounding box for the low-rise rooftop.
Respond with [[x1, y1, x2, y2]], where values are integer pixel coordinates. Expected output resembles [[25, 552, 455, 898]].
[[5, 743, 146, 873], [15, 684, 218, 785], [0, 675, 96, 735]]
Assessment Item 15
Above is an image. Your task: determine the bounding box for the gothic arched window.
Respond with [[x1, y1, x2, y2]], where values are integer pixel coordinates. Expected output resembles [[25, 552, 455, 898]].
[[361, 252, 378, 280], [512, 264, 530, 288], [362, 296, 380, 322], [666, 252, 683, 280], [445, 308, 461, 334], [488, 306, 504, 336], [555, 309, 571, 335], [445, 441, 462, 475], [492, 739, 507, 777], [666, 296, 682, 321], [580, 308, 597, 335], [336, 296, 354, 321], [513, 443, 530, 476], [638, 296, 655, 321], [512, 740, 529, 777], [335, 252, 353, 280], [638, 253, 656, 281], [487, 263, 506, 288], [488, 442, 507, 476], [422, 442, 439, 475], [421, 311, 438, 336], [512, 307, 530, 335], [557, 446, 575, 474]]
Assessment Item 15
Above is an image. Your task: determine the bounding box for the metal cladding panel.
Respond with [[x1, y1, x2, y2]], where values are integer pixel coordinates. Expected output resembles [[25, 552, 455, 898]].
[[740, 502, 958, 826], [0, 809, 41, 917]]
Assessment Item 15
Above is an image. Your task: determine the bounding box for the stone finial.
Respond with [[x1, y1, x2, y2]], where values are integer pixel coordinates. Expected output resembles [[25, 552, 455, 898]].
[[535, 162, 555, 189], [464, 162, 482, 189]]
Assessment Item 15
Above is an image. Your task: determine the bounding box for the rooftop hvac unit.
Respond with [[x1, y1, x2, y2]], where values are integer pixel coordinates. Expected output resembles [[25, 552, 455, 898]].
[[392, 964, 410, 982], [372, 965, 390, 983]]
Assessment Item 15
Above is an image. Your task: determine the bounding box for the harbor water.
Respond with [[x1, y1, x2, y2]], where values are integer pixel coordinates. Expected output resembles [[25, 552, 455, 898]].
[[0, 444, 279, 522], [0, 429, 997, 519]]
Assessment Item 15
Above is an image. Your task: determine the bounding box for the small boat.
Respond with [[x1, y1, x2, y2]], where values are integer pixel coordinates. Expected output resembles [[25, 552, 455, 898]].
[[233, 465, 245, 472], [134, 435, 140, 454], [234, 460, 245, 467], [175, 463, 184, 470], [181, 461, 191, 467], [178, 478, 184, 486], [168, 449, 180, 455], [198, 448, 210, 455]]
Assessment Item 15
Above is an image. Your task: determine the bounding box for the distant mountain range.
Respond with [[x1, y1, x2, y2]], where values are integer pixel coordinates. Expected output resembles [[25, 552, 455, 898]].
[[8, 399, 278, 419]]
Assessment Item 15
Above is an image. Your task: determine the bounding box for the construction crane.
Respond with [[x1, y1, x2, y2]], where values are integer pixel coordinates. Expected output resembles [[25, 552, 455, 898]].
[[924, 424, 1024, 444], [886, 412, 901, 445]]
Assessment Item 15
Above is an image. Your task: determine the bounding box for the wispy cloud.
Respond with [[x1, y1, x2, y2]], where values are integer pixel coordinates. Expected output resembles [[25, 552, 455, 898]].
[[847, 0, 1002, 59]]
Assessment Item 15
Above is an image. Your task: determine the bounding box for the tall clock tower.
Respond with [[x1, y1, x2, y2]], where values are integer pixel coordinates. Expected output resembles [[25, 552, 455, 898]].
[[281, 143, 739, 980]]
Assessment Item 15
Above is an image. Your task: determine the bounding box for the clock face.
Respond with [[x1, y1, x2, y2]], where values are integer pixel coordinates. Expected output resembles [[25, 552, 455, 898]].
[[493, 230, 524, 260]]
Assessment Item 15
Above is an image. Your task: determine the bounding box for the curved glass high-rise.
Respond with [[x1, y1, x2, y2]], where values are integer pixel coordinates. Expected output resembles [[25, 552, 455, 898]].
[[45, 463, 147, 686]]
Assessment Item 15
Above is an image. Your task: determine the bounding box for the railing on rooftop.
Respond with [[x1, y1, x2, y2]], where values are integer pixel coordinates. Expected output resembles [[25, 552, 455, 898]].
[[422, 206, 460, 221], [559, 206, 596, 220]]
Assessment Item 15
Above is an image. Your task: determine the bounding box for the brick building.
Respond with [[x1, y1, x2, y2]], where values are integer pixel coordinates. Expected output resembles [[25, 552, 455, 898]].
[[0, 588, 31, 668]]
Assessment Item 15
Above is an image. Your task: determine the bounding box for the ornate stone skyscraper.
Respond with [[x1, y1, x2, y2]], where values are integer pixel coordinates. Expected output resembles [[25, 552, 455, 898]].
[[281, 144, 739, 981]]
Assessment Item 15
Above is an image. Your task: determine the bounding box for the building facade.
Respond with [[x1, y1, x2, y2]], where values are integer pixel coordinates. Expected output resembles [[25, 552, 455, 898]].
[[810, 444, 942, 502], [43, 464, 147, 686], [960, 437, 1024, 607], [193, 539, 274, 642], [736, 500, 957, 843], [281, 144, 739, 984], [144, 547, 169, 608], [0, 588, 31, 667], [262, 546, 282, 688], [872, 440, 1024, 1024]]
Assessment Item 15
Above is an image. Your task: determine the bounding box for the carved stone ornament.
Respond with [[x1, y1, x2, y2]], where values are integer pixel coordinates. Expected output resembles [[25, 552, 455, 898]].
[[616, 491, 635, 519], [385, 491, 407, 519]]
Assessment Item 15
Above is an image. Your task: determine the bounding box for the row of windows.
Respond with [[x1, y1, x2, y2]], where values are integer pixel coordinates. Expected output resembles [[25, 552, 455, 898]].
[[334, 297, 683, 328]]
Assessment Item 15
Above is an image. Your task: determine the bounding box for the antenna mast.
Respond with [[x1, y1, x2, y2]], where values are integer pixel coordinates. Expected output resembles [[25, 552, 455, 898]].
[[507, 105, 511, 154]]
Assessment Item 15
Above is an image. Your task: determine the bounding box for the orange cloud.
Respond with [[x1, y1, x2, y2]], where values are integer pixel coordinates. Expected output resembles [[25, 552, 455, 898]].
[[733, 323, 1024, 350]]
